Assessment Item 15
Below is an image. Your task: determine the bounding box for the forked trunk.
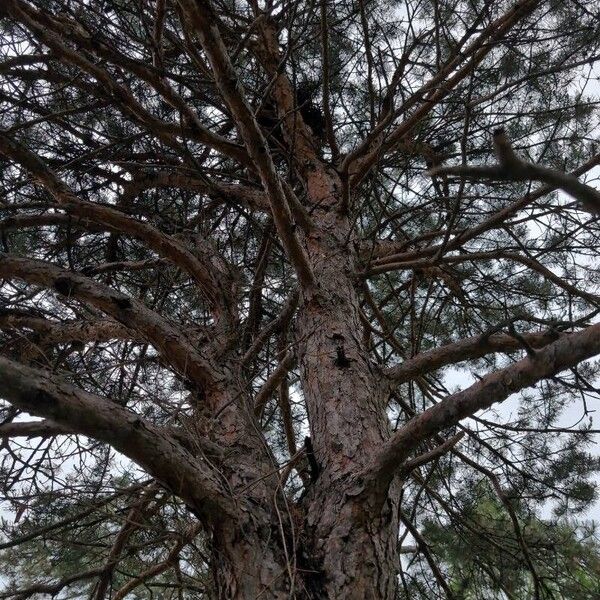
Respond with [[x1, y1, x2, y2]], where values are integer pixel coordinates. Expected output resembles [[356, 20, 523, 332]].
[[211, 494, 400, 599]]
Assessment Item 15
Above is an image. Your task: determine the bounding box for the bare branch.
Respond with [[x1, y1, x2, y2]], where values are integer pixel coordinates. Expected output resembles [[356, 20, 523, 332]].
[[430, 129, 600, 215], [384, 329, 562, 385]]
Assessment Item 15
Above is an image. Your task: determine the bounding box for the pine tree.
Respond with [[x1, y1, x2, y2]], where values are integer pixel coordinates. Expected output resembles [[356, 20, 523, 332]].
[[1, 0, 600, 597]]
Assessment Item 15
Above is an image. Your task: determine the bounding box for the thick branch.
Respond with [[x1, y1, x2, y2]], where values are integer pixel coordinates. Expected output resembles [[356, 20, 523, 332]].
[[0, 419, 74, 438], [384, 329, 562, 385], [0, 356, 234, 519], [121, 171, 270, 212], [371, 322, 600, 485], [0, 254, 215, 388]]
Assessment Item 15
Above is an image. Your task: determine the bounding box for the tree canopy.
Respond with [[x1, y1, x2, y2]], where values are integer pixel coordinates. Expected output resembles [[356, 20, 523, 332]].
[[1, 0, 600, 598]]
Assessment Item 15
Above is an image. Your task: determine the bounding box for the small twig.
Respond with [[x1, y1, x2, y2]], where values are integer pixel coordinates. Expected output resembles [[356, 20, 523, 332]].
[[399, 432, 464, 476]]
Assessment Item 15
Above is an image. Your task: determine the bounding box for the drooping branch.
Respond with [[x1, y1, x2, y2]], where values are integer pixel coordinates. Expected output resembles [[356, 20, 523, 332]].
[[430, 129, 600, 215]]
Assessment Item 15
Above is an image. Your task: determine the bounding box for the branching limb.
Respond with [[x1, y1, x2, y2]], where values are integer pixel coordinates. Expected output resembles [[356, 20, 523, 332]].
[[370, 322, 600, 488], [0, 132, 235, 314], [364, 151, 600, 266], [398, 432, 464, 476], [111, 523, 203, 600], [345, 0, 540, 186], [383, 329, 561, 385], [0, 356, 235, 519], [178, 0, 315, 290], [1, 0, 250, 166], [254, 350, 295, 419], [92, 484, 161, 600], [430, 129, 600, 215]]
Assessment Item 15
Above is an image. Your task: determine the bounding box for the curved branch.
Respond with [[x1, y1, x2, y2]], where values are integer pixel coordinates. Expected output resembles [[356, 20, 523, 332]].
[[0, 254, 215, 388], [0, 132, 233, 312], [0, 356, 234, 519], [384, 329, 561, 385]]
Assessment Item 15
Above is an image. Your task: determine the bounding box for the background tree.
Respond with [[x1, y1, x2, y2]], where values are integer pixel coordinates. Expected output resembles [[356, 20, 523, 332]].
[[1, 0, 600, 597]]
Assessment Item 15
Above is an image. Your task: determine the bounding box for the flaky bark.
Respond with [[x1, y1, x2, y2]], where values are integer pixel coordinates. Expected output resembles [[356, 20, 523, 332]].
[[297, 243, 399, 596]]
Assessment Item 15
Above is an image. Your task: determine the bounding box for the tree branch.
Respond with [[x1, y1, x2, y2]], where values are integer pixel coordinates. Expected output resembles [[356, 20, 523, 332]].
[[177, 0, 315, 291], [0, 419, 74, 438], [384, 329, 561, 385], [430, 129, 600, 215], [0, 132, 234, 314], [254, 350, 295, 418], [0, 254, 215, 388], [0, 356, 234, 519], [370, 322, 600, 487]]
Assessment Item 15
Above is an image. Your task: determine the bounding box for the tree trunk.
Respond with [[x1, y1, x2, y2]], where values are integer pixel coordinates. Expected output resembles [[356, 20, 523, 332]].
[[211, 516, 294, 599], [294, 199, 400, 598], [200, 383, 297, 598], [207, 198, 402, 598]]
